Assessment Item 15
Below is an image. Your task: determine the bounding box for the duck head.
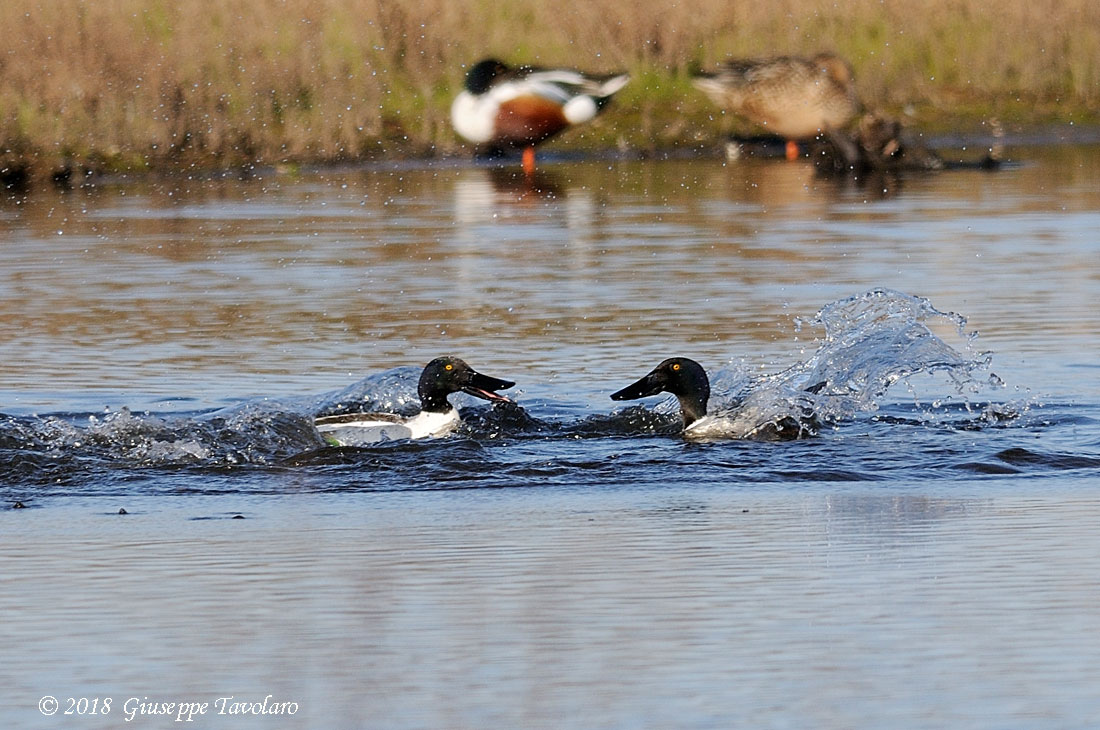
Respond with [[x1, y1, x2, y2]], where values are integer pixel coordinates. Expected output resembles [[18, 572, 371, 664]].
[[419, 356, 515, 412], [464, 59, 510, 95], [610, 357, 710, 428]]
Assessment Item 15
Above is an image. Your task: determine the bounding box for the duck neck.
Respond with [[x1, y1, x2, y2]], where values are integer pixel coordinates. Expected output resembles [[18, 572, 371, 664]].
[[677, 393, 708, 428], [419, 389, 455, 414]]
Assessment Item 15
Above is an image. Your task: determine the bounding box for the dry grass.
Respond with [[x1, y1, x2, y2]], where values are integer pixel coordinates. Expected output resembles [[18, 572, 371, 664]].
[[2, 0, 1098, 177]]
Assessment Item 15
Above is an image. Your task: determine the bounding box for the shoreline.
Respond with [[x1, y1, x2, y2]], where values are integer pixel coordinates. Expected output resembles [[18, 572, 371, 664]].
[[5, 122, 1099, 192], [4, 0, 1099, 187]]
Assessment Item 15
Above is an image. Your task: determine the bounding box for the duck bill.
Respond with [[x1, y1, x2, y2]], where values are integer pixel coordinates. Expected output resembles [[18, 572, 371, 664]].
[[610, 371, 665, 401], [462, 371, 515, 403]]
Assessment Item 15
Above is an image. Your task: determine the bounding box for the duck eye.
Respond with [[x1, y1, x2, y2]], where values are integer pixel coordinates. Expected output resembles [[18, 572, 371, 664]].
[[444, 363, 454, 371], [672, 363, 681, 371]]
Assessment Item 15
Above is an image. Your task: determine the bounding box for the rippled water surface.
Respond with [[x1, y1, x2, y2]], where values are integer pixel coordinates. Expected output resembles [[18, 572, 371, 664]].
[[3, 145, 1100, 727]]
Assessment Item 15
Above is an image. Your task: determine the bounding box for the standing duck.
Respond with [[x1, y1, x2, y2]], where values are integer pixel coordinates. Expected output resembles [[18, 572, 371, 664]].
[[693, 53, 859, 160], [451, 58, 629, 174]]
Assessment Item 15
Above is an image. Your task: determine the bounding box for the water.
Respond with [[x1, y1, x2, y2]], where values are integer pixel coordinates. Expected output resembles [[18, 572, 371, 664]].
[[3, 145, 1100, 728]]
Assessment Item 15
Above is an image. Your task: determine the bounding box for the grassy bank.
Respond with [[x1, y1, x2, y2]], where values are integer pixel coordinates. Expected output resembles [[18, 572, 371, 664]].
[[2, 0, 1099, 179]]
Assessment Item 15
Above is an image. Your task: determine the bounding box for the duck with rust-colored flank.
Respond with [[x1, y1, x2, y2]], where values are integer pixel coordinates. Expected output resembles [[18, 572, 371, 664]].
[[693, 53, 860, 160], [451, 58, 629, 174], [314, 357, 515, 446]]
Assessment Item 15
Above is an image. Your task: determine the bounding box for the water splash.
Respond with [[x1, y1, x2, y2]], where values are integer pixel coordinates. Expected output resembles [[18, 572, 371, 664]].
[[1, 401, 322, 479], [0, 290, 1016, 485], [311, 365, 423, 418], [657, 289, 1000, 440]]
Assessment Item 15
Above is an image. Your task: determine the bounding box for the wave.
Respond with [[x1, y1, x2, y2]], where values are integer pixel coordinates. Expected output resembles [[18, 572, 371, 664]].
[[685, 288, 1002, 438], [0, 289, 1060, 491]]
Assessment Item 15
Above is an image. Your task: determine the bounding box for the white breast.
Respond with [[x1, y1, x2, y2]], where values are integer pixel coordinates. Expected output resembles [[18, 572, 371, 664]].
[[451, 92, 496, 143], [683, 415, 734, 440], [402, 409, 462, 439]]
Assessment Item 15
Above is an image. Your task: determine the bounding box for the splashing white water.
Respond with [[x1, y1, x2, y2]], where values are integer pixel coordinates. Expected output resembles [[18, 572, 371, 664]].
[[695, 289, 996, 439]]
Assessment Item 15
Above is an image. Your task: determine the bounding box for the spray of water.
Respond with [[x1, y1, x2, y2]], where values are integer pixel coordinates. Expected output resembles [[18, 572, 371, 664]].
[[696, 289, 998, 439], [1, 290, 1007, 472]]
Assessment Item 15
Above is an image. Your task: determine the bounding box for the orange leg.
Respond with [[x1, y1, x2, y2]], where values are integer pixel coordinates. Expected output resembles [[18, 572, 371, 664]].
[[522, 146, 536, 175], [785, 140, 800, 161]]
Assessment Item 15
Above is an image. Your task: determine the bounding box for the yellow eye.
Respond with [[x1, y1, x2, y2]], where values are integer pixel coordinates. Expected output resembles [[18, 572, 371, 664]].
[[672, 363, 681, 371], [445, 363, 454, 371]]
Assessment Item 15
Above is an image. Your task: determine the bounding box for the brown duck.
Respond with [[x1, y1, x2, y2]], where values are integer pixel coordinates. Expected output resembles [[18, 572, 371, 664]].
[[693, 53, 860, 160]]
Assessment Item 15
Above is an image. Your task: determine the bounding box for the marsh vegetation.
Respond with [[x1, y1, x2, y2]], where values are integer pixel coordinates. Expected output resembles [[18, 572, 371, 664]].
[[2, 0, 1097, 178]]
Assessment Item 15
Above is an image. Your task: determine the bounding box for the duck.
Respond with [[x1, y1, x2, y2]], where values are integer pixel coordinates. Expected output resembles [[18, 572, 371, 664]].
[[451, 58, 630, 174], [612, 357, 830, 439], [610, 357, 718, 435], [692, 53, 860, 160], [314, 356, 515, 446]]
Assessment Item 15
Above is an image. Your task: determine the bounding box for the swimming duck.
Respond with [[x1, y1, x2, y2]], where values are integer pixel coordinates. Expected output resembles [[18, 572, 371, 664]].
[[314, 357, 515, 446], [613, 357, 830, 439], [610, 357, 716, 434], [692, 53, 859, 160], [451, 58, 630, 174]]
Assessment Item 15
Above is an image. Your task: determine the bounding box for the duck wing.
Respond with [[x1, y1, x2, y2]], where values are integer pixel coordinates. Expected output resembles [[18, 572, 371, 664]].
[[314, 412, 413, 446]]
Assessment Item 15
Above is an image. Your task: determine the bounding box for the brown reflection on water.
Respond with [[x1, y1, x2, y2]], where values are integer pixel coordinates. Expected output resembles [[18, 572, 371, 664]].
[[2, 146, 1099, 403]]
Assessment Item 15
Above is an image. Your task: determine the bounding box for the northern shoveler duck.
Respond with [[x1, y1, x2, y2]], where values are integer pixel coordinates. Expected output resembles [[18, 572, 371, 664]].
[[610, 357, 717, 435], [451, 58, 630, 174], [612, 357, 829, 439], [692, 53, 860, 160], [314, 356, 515, 446]]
